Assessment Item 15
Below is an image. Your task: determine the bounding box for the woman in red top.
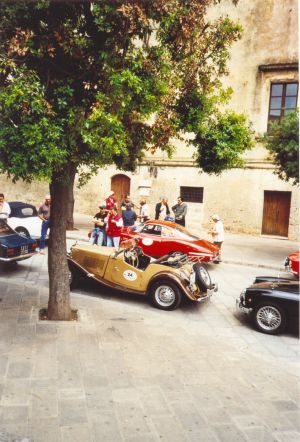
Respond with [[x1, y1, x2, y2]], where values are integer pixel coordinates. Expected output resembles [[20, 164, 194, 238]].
[[105, 191, 117, 211], [106, 207, 123, 247]]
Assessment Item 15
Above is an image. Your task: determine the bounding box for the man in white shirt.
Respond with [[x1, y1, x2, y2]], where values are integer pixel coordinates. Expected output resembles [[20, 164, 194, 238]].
[[0, 194, 11, 220], [208, 214, 224, 263]]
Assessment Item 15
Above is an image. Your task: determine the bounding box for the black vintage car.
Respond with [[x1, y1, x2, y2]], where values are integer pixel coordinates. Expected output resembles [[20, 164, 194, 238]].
[[0, 219, 38, 262], [236, 276, 299, 335]]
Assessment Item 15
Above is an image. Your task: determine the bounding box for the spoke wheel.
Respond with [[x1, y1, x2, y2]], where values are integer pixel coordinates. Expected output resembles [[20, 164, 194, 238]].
[[149, 279, 182, 310], [253, 302, 286, 335]]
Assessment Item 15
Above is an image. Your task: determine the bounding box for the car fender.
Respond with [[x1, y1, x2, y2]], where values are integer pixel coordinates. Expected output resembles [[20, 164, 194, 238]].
[[147, 271, 196, 301], [67, 256, 90, 278]]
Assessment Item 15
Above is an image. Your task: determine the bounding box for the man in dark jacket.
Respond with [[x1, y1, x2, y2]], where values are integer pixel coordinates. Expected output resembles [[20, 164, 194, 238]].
[[122, 205, 137, 227], [155, 198, 170, 220]]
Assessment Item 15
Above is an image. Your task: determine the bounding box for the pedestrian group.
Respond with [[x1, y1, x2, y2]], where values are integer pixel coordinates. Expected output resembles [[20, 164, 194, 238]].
[[0, 190, 224, 260]]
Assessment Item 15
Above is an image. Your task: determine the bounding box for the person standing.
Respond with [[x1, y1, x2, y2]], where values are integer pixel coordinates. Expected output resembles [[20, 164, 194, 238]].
[[121, 195, 135, 212], [172, 196, 187, 227], [122, 205, 137, 227], [137, 198, 150, 223], [105, 191, 118, 211], [155, 197, 170, 220], [38, 195, 51, 254], [208, 214, 224, 263], [0, 194, 11, 220], [106, 207, 123, 247], [90, 205, 107, 246]]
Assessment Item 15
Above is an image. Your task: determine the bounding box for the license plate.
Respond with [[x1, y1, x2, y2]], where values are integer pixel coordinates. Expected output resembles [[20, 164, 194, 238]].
[[20, 245, 28, 255]]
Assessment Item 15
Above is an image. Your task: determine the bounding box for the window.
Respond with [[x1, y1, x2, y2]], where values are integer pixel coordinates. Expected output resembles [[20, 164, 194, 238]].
[[268, 82, 298, 124], [141, 224, 162, 235], [180, 186, 204, 203]]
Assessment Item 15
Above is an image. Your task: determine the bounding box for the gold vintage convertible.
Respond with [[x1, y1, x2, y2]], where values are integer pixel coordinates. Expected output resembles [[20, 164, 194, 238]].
[[67, 243, 218, 310]]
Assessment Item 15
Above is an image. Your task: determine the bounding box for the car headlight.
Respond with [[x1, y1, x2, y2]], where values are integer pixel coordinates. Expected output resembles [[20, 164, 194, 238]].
[[240, 289, 246, 301]]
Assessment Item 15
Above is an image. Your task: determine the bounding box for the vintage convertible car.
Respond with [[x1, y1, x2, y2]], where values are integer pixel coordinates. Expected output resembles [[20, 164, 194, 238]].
[[120, 220, 219, 263], [67, 243, 218, 310], [236, 276, 299, 335], [0, 219, 38, 262]]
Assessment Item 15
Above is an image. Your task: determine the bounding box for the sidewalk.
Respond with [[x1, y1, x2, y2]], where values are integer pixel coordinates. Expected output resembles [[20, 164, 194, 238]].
[[67, 213, 298, 271]]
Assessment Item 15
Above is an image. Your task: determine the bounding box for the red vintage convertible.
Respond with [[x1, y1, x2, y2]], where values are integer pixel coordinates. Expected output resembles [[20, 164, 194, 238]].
[[120, 220, 219, 263]]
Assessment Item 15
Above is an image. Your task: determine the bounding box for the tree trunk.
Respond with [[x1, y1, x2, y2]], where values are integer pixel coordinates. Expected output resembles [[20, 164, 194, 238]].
[[47, 168, 76, 320], [66, 164, 77, 230]]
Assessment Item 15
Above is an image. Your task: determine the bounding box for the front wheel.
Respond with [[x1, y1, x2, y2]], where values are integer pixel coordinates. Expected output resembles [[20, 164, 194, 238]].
[[253, 301, 287, 335], [148, 279, 182, 310]]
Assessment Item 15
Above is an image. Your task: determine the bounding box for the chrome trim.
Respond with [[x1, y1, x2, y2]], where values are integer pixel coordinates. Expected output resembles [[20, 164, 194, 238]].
[[0, 251, 38, 262], [236, 298, 252, 314]]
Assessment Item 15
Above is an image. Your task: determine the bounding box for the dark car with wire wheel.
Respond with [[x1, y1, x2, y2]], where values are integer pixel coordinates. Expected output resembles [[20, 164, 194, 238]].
[[0, 219, 38, 262], [67, 243, 218, 311], [236, 276, 299, 335]]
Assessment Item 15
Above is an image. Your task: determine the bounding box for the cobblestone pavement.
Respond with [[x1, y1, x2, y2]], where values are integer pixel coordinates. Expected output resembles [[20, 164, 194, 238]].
[[0, 250, 299, 442]]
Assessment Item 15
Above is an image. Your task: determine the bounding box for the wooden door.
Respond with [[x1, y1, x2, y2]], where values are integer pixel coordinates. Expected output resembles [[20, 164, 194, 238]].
[[111, 174, 130, 210], [262, 191, 291, 237]]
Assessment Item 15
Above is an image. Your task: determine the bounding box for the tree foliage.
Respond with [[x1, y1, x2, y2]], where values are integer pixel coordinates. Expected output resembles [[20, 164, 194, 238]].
[[0, 0, 252, 184], [263, 111, 299, 185]]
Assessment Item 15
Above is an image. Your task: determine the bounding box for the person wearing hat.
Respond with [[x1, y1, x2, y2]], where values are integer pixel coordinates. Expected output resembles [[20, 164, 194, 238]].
[[90, 205, 107, 246], [105, 191, 118, 211], [208, 214, 224, 263]]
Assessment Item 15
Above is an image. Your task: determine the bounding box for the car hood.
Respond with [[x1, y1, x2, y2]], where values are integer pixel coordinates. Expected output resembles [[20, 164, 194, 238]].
[[248, 281, 299, 293], [191, 239, 219, 254]]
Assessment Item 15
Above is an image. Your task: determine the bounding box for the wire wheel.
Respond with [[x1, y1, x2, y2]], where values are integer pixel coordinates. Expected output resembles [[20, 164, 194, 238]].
[[254, 302, 286, 335]]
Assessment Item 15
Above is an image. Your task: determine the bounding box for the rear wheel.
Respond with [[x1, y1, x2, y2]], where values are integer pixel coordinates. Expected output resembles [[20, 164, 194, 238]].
[[149, 279, 182, 310], [253, 301, 286, 335], [15, 227, 30, 238]]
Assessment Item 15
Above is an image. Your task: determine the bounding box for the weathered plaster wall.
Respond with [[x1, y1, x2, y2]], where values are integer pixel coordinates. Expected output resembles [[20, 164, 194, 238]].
[[0, 0, 298, 240]]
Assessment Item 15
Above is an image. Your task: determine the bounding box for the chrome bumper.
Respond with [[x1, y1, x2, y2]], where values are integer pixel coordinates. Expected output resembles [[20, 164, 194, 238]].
[[196, 283, 218, 302], [0, 251, 38, 262], [236, 298, 252, 314]]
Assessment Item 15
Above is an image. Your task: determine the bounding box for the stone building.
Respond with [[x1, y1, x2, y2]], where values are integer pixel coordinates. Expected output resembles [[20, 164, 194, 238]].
[[0, 0, 298, 239]]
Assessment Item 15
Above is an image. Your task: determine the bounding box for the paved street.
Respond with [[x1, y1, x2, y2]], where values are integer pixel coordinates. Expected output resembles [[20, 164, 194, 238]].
[[0, 237, 299, 441]]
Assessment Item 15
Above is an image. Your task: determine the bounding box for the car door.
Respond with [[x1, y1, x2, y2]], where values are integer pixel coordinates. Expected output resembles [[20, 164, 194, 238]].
[[138, 224, 163, 257], [105, 255, 144, 291]]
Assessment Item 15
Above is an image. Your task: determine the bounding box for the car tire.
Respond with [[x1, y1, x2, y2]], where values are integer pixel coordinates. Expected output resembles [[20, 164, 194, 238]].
[[69, 267, 81, 290], [15, 227, 30, 238], [253, 301, 287, 335], [193, 263, 211, 291], [149, 279, 182, 310]]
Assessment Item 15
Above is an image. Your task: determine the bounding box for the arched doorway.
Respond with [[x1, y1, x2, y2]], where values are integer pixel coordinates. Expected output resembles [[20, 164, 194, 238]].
[[111, 174, 131, 209]]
